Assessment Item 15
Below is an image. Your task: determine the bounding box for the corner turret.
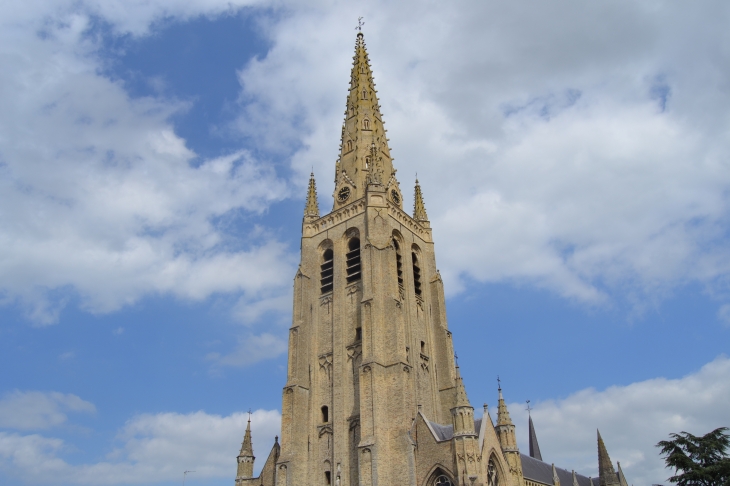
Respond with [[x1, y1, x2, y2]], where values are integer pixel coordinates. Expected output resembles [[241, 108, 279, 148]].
[[413, 178, 429, 225], [304, 172, 319, 221], [236, 414, 255, 482], [495, 382, 525, 486]]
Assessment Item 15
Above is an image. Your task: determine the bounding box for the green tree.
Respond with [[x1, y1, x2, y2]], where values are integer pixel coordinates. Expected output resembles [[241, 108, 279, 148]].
[[657, 427, 730, 486]]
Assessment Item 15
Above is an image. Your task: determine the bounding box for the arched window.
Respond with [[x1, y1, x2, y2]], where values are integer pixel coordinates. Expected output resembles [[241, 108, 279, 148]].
[[393, 239, 403, 289], [346, 238, 361, 283], [363, 119, 370, 130], [321, 405, 329, 423], [321, 249, 333, 294], [412, 252, 422, 296], [488, 458, 500, 486], [362, 89, 367, 99], [347, 140, 353, 151]]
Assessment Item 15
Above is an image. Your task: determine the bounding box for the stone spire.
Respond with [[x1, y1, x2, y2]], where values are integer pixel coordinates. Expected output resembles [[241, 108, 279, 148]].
[[304, 172, 319, 220], [413, 178, 429, 222], [496, 385, 513, 427], [454, 366, 471, 408], [552, 464, 561, 486], [528, 414, 543, 461], [236, 414, 255, 481], [572, 470, 580, 486], [597, 430, 620, 486], [494, 382, 524, 485], [335, 32, 397, 208], [617, 462, 629, 486]]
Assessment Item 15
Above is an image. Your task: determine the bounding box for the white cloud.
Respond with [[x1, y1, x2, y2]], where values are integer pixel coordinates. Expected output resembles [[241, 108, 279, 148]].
[[0, 1, 296, 324], [0, 409, 281, 484], [235, 0, 730, 309], [207, 332, 288, 367], [0, 391, 95, 430], [506, 355, 730, 486]]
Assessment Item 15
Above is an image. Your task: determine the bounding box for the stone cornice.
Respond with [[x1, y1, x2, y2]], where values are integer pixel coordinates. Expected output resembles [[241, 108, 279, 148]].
[[303, 197, 432, 242]]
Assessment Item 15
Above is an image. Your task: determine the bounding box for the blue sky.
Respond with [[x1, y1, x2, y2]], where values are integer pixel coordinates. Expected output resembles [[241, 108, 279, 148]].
[[1, 2, 729, 485]]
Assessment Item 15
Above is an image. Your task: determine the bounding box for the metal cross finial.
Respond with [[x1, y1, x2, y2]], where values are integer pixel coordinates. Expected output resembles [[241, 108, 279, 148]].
[[526, 400, 533, 416], [454, 353, 459, 366], [247, 409, 252, 422], [356, 17, 365, 31], [183, 470, 195, 486], [497, 375, 501, 389]]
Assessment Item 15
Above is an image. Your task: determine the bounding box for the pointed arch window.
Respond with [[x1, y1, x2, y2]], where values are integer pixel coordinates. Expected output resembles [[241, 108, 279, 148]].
[[393, 239, 403, 289], [488, 458, 500, 486], [321, 249, 334, 294], [362, 89, 367, 99], [412, 252, 422, 296], [321, 405, 329, 423], [346, 238, 361, 283], [347, 140, 353, 152], [363, 119, 370, 130]]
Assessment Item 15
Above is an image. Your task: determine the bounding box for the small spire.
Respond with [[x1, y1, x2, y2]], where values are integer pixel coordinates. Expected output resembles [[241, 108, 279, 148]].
[[573, 470, 580, 486], [528, 414, 543, 461], [304, 172, 320, 219], [413, 177, 429, 221], [598, 430, 620, 486], [496, 380, 513, 426], [552, 464, 561, 486], [617, 462, 629, 486], [240, 413, 254, 456], [454, 366, 471, 408]]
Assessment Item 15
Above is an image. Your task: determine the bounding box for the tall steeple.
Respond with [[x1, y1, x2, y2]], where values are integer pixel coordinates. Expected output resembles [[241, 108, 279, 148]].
[[413, 178, 429, 223], [597, 430, 620, 486], [528, 414, 543, 461], [236, 414, 255, 482], [304, 172, 319, 220], [334, 32, 401, 209]]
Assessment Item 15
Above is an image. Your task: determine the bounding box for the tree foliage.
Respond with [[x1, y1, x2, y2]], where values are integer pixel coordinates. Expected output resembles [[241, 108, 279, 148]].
[[657, 427, 730, 486]]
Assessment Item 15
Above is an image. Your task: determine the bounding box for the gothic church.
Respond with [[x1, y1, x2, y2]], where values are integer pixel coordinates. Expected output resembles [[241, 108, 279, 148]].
[[233, 32, 631, 486]]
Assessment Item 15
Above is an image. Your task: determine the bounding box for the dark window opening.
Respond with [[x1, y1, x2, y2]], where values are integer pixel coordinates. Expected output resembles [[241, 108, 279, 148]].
[[321, 405, 329, 423], [412, 252, 422, 296], [346, 238, 361, 283], [325, 471, 332, 485], [421, 341, 425, 353], [355, 327, 362, 341], [394, 240, 403, 288], [321, 249, 334, 294]]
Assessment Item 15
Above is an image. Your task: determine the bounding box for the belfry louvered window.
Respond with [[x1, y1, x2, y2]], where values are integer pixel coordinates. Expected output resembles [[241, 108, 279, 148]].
[[346, 238, 361, 283], [321, 249, 334, 294], [412, 252, 422, 296], [393, 240, 403, 288]]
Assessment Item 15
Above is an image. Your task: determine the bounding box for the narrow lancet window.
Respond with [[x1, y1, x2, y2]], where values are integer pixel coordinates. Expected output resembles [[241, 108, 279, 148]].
[[346, 238, 361, 283], [321, 405, 329, 423], [412, 252, 422, 296], [393, 240, 403, 289], [321, 249, 334, 294]]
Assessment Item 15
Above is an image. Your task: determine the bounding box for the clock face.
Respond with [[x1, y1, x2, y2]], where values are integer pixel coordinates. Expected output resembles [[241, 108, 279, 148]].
[[390, 189, 401, 205], [337, 186, 351, 202]]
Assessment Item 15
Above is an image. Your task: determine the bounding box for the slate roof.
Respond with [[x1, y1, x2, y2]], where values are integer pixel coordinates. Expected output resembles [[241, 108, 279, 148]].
[[521, 453, 595, 486], [427, 420, 454, 442]]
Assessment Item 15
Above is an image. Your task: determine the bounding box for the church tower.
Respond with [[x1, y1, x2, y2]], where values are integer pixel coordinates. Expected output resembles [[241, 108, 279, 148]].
[[232, 30, 632, 486], [275, 31, 468, 486]]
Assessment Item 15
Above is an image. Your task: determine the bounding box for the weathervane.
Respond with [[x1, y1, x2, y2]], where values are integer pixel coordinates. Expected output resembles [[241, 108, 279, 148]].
[[356, 17, 365, 31], [526, 400, 533, 416], [454, 353, 459, 366]]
